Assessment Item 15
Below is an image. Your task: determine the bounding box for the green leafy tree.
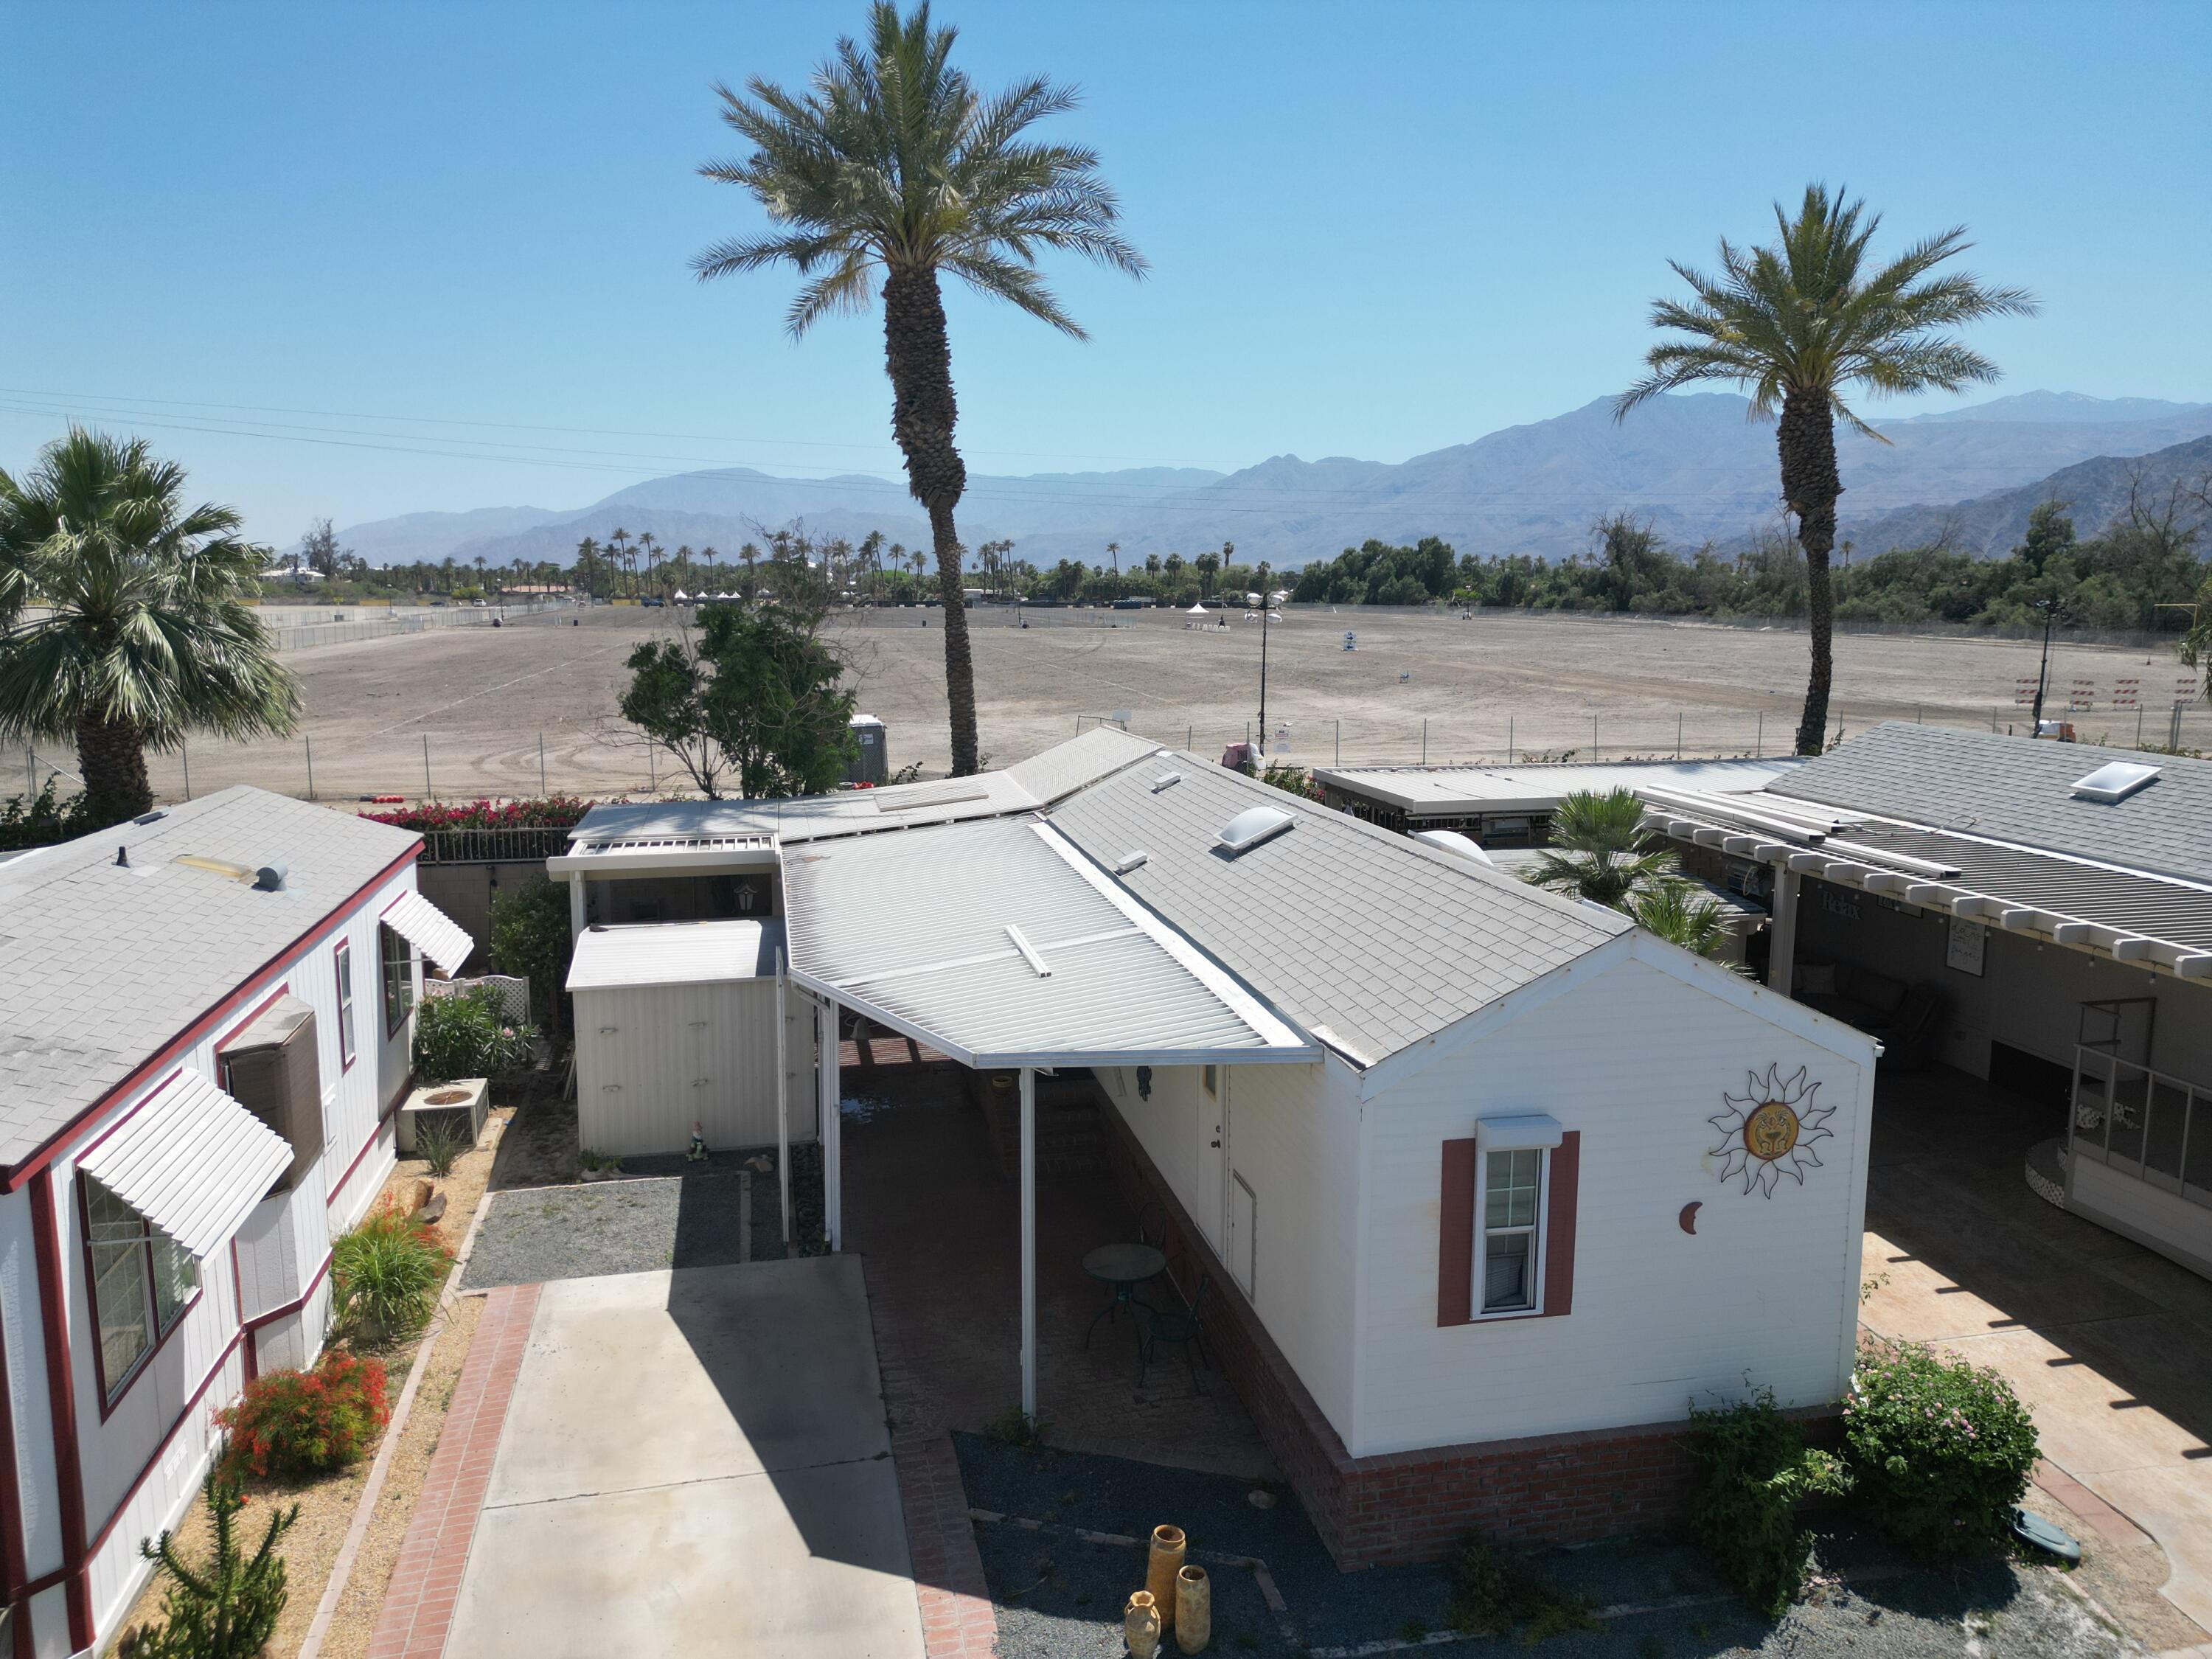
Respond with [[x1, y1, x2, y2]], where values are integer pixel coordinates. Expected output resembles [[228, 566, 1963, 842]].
[[694, 1, 1145, 775], [1618, 185, 2037, 753], [620, 598, 856, 799], [124, 1471, 296, 1659], [0, 429, 301, 819], [490, 878, 577, 1033], [1525, 788, 1676, 909]]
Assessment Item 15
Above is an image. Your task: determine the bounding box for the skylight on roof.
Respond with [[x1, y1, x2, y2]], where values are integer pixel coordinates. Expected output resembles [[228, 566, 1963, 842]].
[[1217, 805, 1295, 855], [2070, 761, 2160, 804]]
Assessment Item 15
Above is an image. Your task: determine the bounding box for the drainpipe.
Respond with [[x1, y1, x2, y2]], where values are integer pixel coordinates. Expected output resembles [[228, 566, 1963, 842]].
[[1020, 1066, 1037, 1422], [775, 949, 791, 1247]]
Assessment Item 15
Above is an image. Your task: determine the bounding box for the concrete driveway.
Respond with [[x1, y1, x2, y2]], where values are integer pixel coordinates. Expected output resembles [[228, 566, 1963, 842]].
[[442, 1257, 925, 1658]]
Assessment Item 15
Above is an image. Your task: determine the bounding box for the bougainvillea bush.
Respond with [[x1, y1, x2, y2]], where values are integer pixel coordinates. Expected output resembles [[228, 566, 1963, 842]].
[[359, 795, 602, 832], [216, 1351, 389, 1481], [1844, 1338, 2039, 1557]]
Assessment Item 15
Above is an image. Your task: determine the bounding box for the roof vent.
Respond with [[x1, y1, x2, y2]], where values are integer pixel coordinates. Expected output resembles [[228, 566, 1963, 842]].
[[131, 810, 166, 826], [1150, 771, 1182, 793], [2070, 761, 2160, 804], [1216, 805, 1295, 855], [254, 863, 288, 892], [1113, 850, 1149, 874]]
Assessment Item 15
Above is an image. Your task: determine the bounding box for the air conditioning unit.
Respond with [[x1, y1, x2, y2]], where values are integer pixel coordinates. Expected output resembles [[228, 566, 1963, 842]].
[[398, 1077, 490, 1155]]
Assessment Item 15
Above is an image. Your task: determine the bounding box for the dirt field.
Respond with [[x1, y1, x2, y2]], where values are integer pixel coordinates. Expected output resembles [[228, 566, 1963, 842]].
[[107, 605, 2209, 806]]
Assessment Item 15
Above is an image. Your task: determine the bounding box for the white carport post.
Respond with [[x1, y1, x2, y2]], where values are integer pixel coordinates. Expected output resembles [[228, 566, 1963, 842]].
[[1767, 867, 1801, 992], [1020, 1065, 1037, 1422], [821, 998, 842, 1251], [566, 872, 586, 939], [775, 947, 791, 1245]]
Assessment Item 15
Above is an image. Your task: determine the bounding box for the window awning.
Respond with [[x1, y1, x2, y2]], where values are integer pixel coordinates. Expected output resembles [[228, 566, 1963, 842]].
[[380, 889, 474, 977], [781, 817, 1317, 1069], [77, 1071, 291, 1257]]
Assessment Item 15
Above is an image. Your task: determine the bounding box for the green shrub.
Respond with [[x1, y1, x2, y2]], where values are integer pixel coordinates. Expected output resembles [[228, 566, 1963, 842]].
[[412, 1113, 469, 1177], [0, 778, 108, 852], [1443, 1530, 1595, 1639], [488, 877, 574, 1032], [1690, 1388, 1851, 1617], [413, 984, 532, 1082], [332, 1203, 451, 1340], [215, 1350, 389, 1482], [1844, 1340, 2038, 1557], [123, 1470, 296, 1658]]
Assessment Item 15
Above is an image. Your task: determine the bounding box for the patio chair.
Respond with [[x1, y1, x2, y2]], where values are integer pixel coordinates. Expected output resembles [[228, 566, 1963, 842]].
[[1139, 1274, 1212, 1396]]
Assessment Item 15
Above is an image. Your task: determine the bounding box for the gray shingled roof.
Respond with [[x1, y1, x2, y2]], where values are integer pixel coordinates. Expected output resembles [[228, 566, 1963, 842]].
[[0, 789, 420, 1169], [1046, 757, 1629, 1067], [1771, 723, 2212, 885]]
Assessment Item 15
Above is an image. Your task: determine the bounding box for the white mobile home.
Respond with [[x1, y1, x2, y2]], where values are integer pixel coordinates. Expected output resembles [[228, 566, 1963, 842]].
[[0, 790, 469, 1655], [552, 731, 1877, 1565]]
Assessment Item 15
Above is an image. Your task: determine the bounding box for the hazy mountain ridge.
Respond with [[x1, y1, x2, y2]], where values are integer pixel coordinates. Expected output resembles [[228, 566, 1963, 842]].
[[317, 391, 2212, 569]]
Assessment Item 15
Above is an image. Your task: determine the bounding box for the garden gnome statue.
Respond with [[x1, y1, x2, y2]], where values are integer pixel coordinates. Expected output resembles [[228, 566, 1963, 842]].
[[1145, 1526, 1186, 1633], [686, 1121, 709, 1163], [1122, 1590, 1161, 1659]]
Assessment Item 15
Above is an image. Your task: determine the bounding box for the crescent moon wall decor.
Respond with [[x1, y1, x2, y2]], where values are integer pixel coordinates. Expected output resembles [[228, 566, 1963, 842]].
[[1678, 1201, 1702, 1234], [1708, 1063, 1835, 1197]]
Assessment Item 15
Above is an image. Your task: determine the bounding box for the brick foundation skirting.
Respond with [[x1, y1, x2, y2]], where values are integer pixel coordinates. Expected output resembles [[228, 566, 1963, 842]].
[[1100, 1093, 1719, 1568]]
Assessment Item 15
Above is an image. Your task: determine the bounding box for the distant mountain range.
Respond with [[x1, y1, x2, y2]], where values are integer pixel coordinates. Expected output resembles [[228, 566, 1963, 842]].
[[314, 391, 2212, 570]]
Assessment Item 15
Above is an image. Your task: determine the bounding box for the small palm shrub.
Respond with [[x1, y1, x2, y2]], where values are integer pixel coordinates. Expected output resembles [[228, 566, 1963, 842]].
[[1690, 1388, 1852, 1617], [215, 1350, 389, 1482], [332, 1203, 451, 1340], [1844, 1340, 2038, 1557], [122, 1470, 296, 1658], [411, 1113, 469, 1177], [413, 984, 532, 1082]]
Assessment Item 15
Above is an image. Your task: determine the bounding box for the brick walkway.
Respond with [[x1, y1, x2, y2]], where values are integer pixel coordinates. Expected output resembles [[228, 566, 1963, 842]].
[[365, 1283, 539, 1659]]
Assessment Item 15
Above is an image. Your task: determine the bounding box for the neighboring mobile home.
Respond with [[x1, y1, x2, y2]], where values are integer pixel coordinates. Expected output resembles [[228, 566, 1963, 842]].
[[0, 790, 468, 1657], [1638, 723, 2212, 1281], [552, 731, 1878, 1565]]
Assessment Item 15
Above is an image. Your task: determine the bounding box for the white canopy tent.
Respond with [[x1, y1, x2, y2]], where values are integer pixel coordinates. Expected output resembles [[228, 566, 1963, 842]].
[[780, 814, 1316, 1415]]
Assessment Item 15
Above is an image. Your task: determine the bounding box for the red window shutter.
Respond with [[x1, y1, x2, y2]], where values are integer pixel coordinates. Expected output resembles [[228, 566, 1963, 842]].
[[1437, 1138, 1476, 1326], [1540, 1130, 1580, 1318]]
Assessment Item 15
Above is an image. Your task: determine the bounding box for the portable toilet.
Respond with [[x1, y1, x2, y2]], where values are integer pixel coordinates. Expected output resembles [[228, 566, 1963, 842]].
[[846, 714, 889, 785]]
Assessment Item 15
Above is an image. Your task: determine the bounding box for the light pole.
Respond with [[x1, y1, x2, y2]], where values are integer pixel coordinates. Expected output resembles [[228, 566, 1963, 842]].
[[2028, 595, 2067, 736], [1255, 599, 1271, 762]]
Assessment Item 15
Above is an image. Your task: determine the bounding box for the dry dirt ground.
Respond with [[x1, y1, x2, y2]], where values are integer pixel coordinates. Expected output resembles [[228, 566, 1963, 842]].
[[127, 605, 2209, 804]]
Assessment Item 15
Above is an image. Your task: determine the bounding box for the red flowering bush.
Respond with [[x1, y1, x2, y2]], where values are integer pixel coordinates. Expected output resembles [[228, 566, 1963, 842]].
[[217, 1351, 389, 1482], [359, 795, 605, 832]]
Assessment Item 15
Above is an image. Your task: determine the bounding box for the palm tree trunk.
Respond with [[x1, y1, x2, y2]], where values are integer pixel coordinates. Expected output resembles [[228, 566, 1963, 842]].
[[77, 713, 153, 820], [883, 266, 981, 776], [1779, 389, 1841, 754]]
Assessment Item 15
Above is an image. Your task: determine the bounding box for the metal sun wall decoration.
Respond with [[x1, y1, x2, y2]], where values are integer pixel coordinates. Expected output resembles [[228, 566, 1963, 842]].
[[1708, 1063, 1835, 1197]]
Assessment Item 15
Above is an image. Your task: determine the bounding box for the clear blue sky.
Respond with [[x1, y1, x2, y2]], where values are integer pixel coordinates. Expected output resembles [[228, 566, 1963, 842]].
[[5, 1, 2207, 543]]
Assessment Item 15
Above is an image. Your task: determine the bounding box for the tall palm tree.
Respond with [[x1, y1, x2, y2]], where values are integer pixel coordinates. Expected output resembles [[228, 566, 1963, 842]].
[[694, 1, 1145, 773], [0, 428, 300, 818], [1618, 184, 2035, 754], [1523, 789, 1677, 910]]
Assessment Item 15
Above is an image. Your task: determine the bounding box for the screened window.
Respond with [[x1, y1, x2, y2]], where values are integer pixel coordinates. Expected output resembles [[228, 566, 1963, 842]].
[[335, 939, 357, 1070], [380, 922, 414, 1037], [84, 1175, 198, 1401], [1479, 1148, 1543, 1315]]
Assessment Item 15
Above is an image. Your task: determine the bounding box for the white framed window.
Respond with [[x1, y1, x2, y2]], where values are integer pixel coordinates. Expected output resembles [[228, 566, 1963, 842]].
[[83, 1175, 198, 1403], [1475, 1146, 1548, 1317], [335, 938, 357, 1071], [380, 922, 415, 1037]]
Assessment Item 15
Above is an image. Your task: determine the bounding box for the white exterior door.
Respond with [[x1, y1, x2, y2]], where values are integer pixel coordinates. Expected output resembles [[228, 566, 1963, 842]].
[[1194, 1067, 1228, 1252]]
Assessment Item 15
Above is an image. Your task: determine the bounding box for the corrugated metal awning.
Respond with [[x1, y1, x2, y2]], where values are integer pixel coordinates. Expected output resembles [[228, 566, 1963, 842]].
[[782, 817, 1316, 1068], [77, 1071, 291, 1257], [380, 889, 474, 976], [567, 919, 785, 991]]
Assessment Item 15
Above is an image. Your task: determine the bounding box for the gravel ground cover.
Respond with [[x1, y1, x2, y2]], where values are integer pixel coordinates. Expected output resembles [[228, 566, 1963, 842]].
[[462, 1142, 823, 1289], [955, 1435, 2142, 1659]]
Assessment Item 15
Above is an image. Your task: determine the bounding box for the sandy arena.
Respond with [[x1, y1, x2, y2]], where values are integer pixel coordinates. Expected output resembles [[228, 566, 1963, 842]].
[[97, 605, 2210, 807]]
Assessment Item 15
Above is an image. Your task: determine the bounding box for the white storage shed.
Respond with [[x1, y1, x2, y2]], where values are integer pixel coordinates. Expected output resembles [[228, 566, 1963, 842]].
[[566, 920, 817, 1158]]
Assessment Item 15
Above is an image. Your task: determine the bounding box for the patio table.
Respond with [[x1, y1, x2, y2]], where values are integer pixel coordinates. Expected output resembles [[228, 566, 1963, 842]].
[[1082, 1242, 1166, 1348]]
